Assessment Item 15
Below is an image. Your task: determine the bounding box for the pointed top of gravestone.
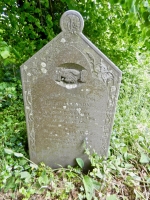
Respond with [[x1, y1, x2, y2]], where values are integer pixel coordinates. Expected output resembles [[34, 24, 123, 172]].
[[20, 10, 122, 169], [59, 10, 121, 75]]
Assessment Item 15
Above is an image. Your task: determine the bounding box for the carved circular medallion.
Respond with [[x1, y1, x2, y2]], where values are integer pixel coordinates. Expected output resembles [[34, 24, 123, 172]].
[[60, 10, 84, 33]]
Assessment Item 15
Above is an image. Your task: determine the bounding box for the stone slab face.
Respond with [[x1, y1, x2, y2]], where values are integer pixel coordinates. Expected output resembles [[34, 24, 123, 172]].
[[20, 10, 122, 168]]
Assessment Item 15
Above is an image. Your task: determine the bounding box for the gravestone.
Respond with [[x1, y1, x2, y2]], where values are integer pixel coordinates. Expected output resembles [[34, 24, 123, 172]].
[[20, 10, 122, 168]]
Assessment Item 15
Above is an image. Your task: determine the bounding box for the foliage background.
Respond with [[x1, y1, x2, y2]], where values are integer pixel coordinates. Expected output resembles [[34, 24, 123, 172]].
[[0, 0, 150, 199]]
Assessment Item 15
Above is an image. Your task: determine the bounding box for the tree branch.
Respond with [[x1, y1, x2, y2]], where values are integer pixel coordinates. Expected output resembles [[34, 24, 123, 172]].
[[37, 0, 43, 26], [48, 0, 54, 20]]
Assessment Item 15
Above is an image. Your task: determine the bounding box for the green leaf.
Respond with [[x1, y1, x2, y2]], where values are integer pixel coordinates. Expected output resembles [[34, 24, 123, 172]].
[[14, 152, 24, 157], [23, 2, 30, 9], [38, 176, 43, 186], [21, 171, 31, 179], [92, 179, 100, 190], [19, 159, 27, 166], [121, 146, 128, 153], [140, 153, 150, 163], [4, 148, 14, 155], [125, 163, 134, 168], [42, 174, 49, 185], [0, 41, 7, 46], [0, 49, 10, 59], [11, 48, 20, 58], [106, 194, 118, 200], [38, 172, 49, 186], [5, 177, 16, 191], [76, 158, 84, 168], [83, 175, 94, 200]]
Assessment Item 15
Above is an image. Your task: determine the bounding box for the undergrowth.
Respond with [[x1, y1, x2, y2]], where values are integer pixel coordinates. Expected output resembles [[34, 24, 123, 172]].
[[0, 56, 150, 199]]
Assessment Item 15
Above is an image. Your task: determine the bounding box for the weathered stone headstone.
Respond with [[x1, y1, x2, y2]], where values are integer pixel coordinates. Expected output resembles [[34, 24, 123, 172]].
[[20, 10, 122, 168]]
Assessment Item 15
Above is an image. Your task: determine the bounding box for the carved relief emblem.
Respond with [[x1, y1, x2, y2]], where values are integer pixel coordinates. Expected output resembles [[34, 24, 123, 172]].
[[56, 68, 87, 83], [60, 10, 84, 34], [67, 15, 80, 34], [55, 63, 88, 89], [86, 52, 114, 85]]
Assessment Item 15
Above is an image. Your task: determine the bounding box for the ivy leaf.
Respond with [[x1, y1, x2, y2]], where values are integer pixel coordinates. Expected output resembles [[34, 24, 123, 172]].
[[38, 172, 49, 186], [4, 148, 14, 155], [42, 174, 49, 185], [21, 171, 31, 179], [19, 159, 27, 166], [140, 153, 150, 164], [76, 158, 84, 168], [14, 152, 24, 157]]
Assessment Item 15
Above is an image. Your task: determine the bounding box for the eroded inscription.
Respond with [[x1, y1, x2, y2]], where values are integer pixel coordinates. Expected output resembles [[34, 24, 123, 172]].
[[31, 78, 108, 157]]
